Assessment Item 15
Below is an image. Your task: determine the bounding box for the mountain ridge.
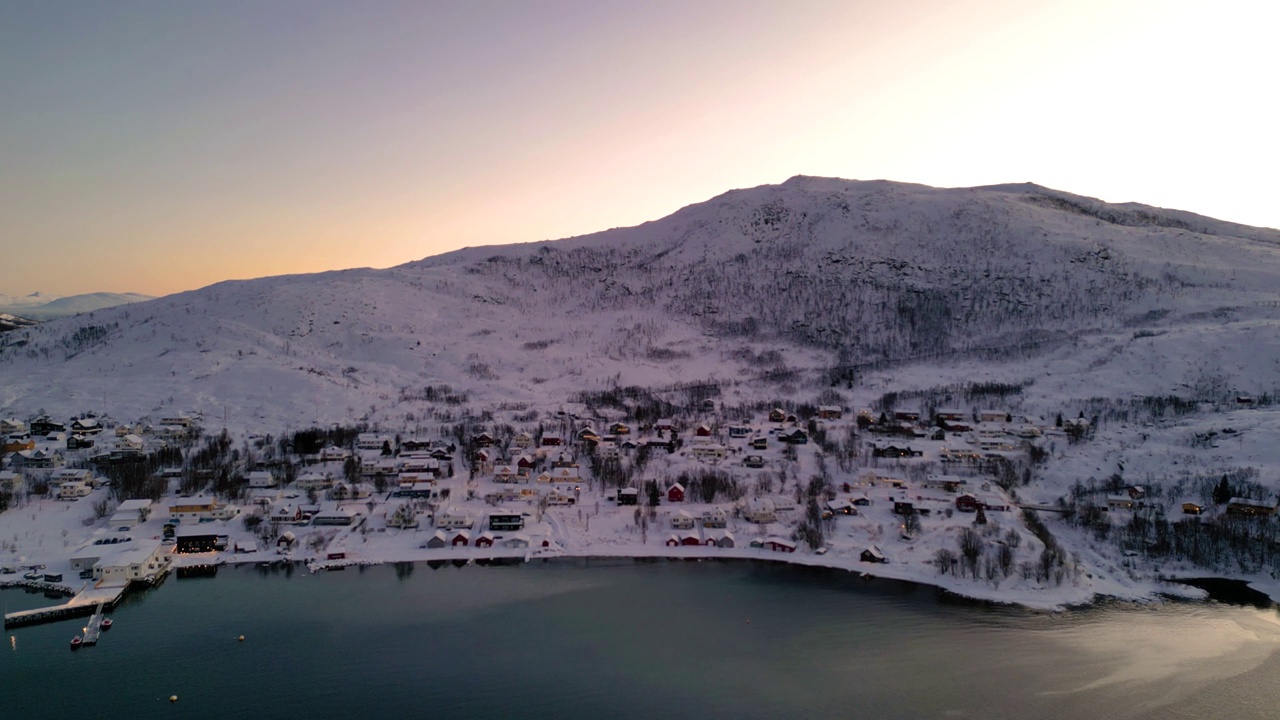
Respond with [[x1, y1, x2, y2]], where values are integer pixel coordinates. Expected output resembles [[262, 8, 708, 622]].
[[2, 176, 1279, 429]]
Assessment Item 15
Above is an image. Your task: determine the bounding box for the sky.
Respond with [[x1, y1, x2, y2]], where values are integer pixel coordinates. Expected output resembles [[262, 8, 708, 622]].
[[1, 0, 1276, 298]]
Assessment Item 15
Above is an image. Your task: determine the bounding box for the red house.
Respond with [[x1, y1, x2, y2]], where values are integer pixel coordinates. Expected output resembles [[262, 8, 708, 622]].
[[955, 494, 980, 513], [667, 483, 685, 503], [695, 424, 712, 437], [665, 535, 680, 547], [680, 534, 702, 546], [474, 532, 495, 548], [765, 537, 796, 553], [451, 530, 471, 547]]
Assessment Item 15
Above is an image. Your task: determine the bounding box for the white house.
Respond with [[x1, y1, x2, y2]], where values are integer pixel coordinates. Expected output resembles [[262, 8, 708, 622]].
[[58, 481, 92, 500], [671, 510, 695, 530], [247, 471, 277, 488], [109, 499, 153, 528], [742, 498, 776, 524], [436, 507, 473, 529]]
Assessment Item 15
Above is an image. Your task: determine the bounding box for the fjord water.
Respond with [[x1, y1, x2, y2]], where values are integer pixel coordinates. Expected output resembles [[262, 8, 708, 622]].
[[5, 561, 1280, 720]]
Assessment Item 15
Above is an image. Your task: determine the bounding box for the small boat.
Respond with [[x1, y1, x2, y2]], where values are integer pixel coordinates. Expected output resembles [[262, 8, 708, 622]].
[[100, 618, 113, 630], [70, 636, 82, 649]]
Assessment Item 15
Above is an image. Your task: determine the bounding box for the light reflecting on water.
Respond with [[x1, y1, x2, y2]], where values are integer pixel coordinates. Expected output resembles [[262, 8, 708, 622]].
[[3, 561, 1280, 720]]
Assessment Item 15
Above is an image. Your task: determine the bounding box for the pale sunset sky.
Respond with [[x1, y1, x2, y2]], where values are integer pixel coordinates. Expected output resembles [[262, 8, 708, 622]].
[[1, 0, 1275, 298]]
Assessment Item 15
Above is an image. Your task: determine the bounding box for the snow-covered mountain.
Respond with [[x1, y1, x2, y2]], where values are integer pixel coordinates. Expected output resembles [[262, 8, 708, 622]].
[[2, 176, 1279, 429], [0, 291, 154, 321], [0, 313, 39, 334]]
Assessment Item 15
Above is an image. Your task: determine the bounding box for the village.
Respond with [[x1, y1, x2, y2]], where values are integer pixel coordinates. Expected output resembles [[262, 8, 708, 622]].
[[3, 395, 1270, 622]]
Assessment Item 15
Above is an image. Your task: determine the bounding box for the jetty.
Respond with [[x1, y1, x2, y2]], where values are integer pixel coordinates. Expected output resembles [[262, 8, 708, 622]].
[[4, 583, 129, 629], [80, 605, 105, 645]]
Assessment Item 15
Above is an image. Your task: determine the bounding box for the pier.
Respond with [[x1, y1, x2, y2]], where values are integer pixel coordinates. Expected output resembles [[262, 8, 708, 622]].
[[4, 583, 129, 629]]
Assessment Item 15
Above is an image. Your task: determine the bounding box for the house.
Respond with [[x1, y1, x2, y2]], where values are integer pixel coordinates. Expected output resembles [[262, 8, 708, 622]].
[[609, 422, 630, 435], [892, 500, 915, 516], [247, 471, 277, 488], [689, 444, 730, 462], [169, 496, 237, 523], [59, 481, 92, 500], [393, 482, 436, 499], [667, 483, 685, 503], [0, 470, 23, 495], [512, 432, 534, 449], [67, 434, 95, 450], [319, 445, 351, 461], [50, 468, 93, 487], [728, 425, 751, 439], [493, 464, 519, 483], [11, 448, 62, 469], [872, 444, 922, 458], [451, 529, 471, 546], [1127, 486, 1146, 500], [768, 408, 786, 423], [276, 531, 298, 551], [955, 494, 981, 513], [893, 411, 921, 423], [702, 507, 728, 528], [935, 409, 966, 423], [503, 534, 531, 549], [0, 418, 28, 435], [295, 472, 334, 491], [655, 419, 675, 433], [851, 495, 871, 507], [174, 527, 225, 554], [109, 499, 153, 528], [312, 508, 356, 526], [750, 437, 768, 450], [765, 536, 796, 553], [922, 475, 967, 492], [861, 546, 887, 563], [818, 406, 843, 420], [541, 431, 564, 447], [437, 507, 473, 529], [1107, 495, 1135, 511], [665, 534, 680, 547], [472, 432, 495, 448], [424, 530, 448, 549], [679, 532, 702, 546], [694, 423, 713, 438], [474, 531, 496, 548], [488, 510, 525, 532], [1226, 497, 1277, 517], [69, 418, 103, 435], [2, 434, 35, 453], [671, 510, 695, 530], [778, 429, 809, 445], [385, 501, 418, 529], [270, 504, 305, 524], [1181, 502, 1204, 515], [710, 531, 735, 548], [617, 488, 639, 506], [743, 499, 776, 524], [400, 438, 432, 452], [825, 499, 854, 516], [978, 410, 1009, 423]]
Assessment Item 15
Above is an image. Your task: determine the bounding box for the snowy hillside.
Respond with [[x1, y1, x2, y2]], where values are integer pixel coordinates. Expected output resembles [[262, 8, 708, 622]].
[[0, 291, 154, 321], [2, 176, 1280, 429]]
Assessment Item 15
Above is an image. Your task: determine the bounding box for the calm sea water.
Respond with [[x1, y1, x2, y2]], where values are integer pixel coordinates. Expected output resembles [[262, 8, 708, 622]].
[[4, 560, 1280, 720]]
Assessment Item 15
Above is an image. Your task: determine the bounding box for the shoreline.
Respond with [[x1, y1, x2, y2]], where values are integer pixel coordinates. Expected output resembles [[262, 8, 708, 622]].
[[174, 545, 1215, 613]]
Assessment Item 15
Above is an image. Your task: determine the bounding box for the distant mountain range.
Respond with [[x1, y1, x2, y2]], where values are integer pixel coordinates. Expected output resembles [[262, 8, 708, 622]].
[[0, 292, 154, 321], [1, 176, 1278, 429]]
